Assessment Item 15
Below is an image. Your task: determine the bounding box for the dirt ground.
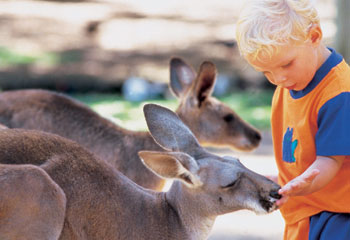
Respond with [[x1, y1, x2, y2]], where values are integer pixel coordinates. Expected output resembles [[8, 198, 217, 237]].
[[0, 0, 337, 92]]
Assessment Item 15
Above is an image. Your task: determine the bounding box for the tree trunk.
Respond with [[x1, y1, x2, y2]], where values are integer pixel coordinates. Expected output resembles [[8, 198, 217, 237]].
[[335, 0, 350, 63]]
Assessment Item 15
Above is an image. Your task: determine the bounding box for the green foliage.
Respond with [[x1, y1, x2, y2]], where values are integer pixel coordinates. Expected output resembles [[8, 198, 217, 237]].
[[72, 90, 273, 131], [220, 90, 273, 130], [0, 47, 59, 66]]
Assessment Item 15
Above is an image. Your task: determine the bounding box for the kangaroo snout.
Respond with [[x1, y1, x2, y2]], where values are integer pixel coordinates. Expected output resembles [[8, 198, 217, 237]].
[[269, 189, 282, 200], [252, 131, 262, 144], [243, 127, 262, 149], [256, 178, 281, 213], [262, 186, 282, 212]]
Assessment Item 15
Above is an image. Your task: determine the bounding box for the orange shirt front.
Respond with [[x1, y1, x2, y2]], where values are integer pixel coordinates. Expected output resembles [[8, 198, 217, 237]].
[[271, 49, 350, 238]]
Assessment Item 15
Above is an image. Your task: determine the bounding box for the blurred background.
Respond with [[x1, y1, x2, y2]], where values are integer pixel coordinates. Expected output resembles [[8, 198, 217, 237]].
[[0, 0, 348, 239]]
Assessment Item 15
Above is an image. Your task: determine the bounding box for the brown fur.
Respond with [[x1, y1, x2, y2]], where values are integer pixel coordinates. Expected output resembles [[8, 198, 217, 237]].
[[0, 58, 261, 191], [0, 104, 279, 240]]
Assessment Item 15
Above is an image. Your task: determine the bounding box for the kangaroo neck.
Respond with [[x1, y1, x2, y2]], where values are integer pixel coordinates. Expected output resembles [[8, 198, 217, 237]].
[[165, 182, 216, 240]]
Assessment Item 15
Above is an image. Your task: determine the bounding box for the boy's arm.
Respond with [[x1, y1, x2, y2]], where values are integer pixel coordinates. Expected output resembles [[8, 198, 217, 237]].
[[276, 155, 344, 206]]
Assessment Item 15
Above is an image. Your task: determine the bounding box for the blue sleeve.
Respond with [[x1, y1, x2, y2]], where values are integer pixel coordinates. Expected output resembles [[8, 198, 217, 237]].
[[316, 92, 350, 156]]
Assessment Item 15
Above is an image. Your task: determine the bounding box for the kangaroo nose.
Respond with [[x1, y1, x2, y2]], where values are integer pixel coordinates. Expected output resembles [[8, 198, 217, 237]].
[[269, 189, 282, 199], [247, 130, 261, 145], [254, 132, 261, 141]]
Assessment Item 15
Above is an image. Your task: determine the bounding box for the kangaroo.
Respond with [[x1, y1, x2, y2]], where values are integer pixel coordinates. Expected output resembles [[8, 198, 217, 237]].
[[0, 164, 66, 240], [0, 58, 261, 191], [0, 104, 280, 240]]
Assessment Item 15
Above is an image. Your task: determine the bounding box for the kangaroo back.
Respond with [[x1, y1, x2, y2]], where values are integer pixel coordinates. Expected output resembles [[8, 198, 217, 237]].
[[0, 89, 165, 190], [0, 129, 160, 239]]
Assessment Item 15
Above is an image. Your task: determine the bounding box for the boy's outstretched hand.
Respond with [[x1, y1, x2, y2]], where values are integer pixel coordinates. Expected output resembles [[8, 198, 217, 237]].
[[269, 156, 343, 207], [276, 169, 320, 207]]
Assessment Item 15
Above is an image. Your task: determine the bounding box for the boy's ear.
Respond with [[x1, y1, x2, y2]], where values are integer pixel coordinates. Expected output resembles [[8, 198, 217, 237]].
[[308, 24, 323, 45]]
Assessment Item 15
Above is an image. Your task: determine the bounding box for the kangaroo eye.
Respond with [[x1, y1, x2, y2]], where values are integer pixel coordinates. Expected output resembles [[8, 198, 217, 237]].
[[222, 179, 239, 189], [223, 114, 234, 122]]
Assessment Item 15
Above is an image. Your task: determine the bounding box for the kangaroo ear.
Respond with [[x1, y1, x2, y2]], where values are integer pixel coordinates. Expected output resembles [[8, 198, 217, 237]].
[[169, 58, 196, 98], [138, 151, 202, 187], [143, 104, 202, 157], [191, 61, 216, 107]]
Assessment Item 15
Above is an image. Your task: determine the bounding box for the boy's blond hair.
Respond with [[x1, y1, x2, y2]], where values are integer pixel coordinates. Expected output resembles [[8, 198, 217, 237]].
[[236, 0, 320, 61]]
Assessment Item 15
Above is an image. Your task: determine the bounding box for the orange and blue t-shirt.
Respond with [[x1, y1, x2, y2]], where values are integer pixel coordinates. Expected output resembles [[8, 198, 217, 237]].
[[271, 48, 350, 239]]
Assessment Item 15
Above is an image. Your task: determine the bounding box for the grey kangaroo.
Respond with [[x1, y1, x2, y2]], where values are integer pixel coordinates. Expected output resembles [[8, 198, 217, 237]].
[[0, 58, 261, 191], [0, 104, 280, 240]]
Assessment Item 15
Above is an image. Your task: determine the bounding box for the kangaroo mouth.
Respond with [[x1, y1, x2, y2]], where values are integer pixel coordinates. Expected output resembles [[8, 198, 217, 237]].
[[232, 137, 261, 152], [259, 198, 277, 212], [259, 193, 281, 213]]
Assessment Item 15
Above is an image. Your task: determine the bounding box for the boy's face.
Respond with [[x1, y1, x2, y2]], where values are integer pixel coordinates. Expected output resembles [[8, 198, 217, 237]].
[[246, 41, 320, 91]]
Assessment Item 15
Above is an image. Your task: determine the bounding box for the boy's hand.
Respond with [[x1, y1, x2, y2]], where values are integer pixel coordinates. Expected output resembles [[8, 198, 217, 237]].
[[276, 169, 320, 207]]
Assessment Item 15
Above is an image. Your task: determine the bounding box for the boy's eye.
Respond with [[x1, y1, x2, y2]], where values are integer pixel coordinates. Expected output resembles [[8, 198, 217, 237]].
[[282, 61, 293, 68]]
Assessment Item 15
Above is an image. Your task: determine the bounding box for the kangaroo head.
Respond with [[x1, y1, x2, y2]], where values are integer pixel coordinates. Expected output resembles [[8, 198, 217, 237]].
[[140, 104, 281, 216], [170, 58, 261, 151]]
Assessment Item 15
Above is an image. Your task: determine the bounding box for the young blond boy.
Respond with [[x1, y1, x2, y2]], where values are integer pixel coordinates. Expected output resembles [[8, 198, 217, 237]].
[[236, 0, 350, 239]]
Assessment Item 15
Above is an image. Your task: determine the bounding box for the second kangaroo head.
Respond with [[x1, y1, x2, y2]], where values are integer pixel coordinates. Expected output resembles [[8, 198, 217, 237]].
[[170, 58, 261, 151]]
